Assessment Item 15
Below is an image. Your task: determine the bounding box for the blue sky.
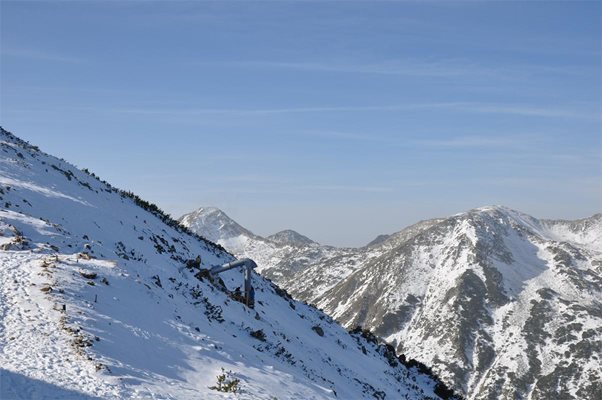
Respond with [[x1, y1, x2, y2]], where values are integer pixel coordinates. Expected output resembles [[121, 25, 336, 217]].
[[1, 1, 600, 246]]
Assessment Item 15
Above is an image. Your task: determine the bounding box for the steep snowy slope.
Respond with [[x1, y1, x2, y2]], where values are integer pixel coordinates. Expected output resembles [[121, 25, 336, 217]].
[[183, 205, 602, 400], [0, 127, 456, 400]]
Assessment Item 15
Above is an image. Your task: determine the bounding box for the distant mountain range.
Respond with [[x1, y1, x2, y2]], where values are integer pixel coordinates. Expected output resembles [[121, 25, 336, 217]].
[[179, 206, 349, 284], [180, 205, 602, 399]]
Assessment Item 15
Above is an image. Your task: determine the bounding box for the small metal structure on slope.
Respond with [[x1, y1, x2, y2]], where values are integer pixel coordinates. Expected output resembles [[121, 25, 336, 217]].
[[209, 258, 257, 308]]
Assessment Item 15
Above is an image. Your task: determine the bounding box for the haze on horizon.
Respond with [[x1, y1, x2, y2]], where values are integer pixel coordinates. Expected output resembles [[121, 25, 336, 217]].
[[1, 1, 600, 247]]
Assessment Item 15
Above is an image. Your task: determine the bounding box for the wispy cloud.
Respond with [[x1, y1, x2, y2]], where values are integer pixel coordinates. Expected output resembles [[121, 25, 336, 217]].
[[183, 184, 394, 196], [298, 185, 393, 193], [7, 102, 596, 121], [197, 60, 491, 78], [415, 135, 524, 148], [452, 103, 596, 119], [109, 104, 408, 116], [296, 130, 383, 142], [193, 59, 587, 79], [1, 47, 84, 63], [103, 101, 598, 120]]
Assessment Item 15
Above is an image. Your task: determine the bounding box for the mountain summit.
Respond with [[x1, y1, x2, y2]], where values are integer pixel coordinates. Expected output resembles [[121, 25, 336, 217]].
[[179, 206, 256, 244], [267, 229, 317, 246]]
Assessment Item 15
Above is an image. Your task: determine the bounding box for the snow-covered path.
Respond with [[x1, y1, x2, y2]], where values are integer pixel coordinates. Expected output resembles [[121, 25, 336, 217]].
[[0, 252, 121, 399]]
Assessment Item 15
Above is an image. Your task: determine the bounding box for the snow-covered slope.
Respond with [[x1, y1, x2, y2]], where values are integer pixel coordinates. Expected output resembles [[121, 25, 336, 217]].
[[183, 205, 602, 400], [0, 127, 456, 400]]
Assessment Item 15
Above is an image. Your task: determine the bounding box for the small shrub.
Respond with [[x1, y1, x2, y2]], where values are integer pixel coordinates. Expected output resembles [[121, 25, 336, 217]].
[[312, 325, 324, 337], [209, 368, 240, 393], [349, 325, 378, 344], [272, 284, 292, 300], [151, 275, 162, 288], [79, 271, 97, 279], [250, 329, 266, 341]]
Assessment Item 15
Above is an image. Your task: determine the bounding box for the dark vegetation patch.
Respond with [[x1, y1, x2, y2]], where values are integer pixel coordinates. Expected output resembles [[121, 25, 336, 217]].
[[200, 296, 224, 323], [250, 329, 267, 341], [79, 271, 97, 280], [312, 325, 324, 337]]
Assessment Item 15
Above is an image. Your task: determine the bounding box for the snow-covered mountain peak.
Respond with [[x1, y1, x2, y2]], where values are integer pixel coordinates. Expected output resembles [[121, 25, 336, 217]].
[[267, 229, 317, 247], [461, 205, 536, 224], [456, 206, 602, 251], [179, 206, 256, 243], [449, 205, 551, 241]]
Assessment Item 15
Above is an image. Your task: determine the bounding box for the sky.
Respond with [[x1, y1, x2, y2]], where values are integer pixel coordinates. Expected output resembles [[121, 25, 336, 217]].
[[1, 1, 601, 247]]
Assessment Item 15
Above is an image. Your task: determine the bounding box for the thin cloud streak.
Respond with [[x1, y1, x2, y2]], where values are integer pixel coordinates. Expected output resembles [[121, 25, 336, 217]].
[[103, 102, 598, 120], [459, 104, 596, 119], [193, 60, 588, 79], [196, 60, 496, 78], [299, 185, 393, 193], [415, 136, 524, 148], [297, 130, 384, 142], [188, 184, 394, 196], [1, 47, 84, 63]]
